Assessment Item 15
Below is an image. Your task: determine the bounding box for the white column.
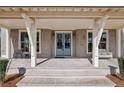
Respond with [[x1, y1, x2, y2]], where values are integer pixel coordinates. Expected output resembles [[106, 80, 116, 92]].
[[116, 29, 121, 57], [92, 15, 109, 67], [30, 22, 36, 67], [93, 30, 99, 67], [22, 14, 37, 67], [1, 28, 11, 58], [6, 28, 11, 58]]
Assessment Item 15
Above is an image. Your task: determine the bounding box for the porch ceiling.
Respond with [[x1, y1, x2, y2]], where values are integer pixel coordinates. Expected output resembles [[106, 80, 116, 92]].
[[0, 18, 124, 30], [0, 7, 124, 30]]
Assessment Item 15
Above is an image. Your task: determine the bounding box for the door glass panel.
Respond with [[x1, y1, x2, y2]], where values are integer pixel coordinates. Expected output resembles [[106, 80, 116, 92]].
[[57, 34, 63, 49], [65, 34, 71, 48]]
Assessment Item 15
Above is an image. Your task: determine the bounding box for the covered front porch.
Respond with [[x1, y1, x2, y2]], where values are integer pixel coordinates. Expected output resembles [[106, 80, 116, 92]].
[[0, 7, 124, 68]]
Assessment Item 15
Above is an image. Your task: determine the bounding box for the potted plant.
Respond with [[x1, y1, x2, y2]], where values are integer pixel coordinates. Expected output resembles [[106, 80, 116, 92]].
[[0, 59, 9, 86], [118, 57, 124, 80]]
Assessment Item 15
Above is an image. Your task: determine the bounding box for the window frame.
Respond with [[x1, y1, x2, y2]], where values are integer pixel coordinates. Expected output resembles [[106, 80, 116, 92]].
[[19, 30, 41, 54], [86, 30, 109, 54]]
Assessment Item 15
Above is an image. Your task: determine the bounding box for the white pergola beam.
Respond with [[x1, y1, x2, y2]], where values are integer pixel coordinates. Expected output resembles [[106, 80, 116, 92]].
[[22, 13, 37, 67]]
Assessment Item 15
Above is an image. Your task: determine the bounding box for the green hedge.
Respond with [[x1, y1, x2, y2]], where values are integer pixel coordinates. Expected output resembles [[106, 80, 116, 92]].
[[0, 59, 9, 84], [118, 57, 124, 80]]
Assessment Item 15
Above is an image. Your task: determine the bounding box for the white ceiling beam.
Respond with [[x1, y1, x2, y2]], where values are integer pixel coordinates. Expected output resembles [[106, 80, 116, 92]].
[[0, 24, 9, 28]]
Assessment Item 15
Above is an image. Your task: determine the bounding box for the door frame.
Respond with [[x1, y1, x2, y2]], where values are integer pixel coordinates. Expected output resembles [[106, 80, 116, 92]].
[[55, 31, 73, 57]]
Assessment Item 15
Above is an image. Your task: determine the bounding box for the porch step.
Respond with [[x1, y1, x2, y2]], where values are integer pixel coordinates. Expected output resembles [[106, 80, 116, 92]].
[[7, 67, 116, 76], [17, 76, 115, 86], [8, 58, 118, 86]]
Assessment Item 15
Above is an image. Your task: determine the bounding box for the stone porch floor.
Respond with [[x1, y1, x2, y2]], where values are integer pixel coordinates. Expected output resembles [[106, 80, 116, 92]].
[[8, 58, 119, 69]]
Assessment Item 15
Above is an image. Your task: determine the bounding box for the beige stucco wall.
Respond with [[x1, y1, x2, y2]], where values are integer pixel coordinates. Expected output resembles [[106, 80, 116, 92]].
[[109, 29, 117, 57], [8, 28, 117, 58], [39, 29, 53, 58], [75, 29, 89, 57]]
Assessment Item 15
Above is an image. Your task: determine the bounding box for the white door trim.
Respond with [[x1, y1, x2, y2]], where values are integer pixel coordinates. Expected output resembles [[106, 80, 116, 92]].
[[54, 31, 73, 57]]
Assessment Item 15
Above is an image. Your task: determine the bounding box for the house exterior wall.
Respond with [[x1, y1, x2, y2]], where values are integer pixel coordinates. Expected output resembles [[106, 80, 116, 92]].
[[40, 29, 53, 58], [109, 29, 117, 57], [121, 30, 124, 56], [75, 29, 89, 57], [1, 28, 117, 58]]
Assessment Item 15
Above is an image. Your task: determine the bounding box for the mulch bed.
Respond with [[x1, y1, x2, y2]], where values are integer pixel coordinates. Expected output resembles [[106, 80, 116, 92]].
[[1, 74, 24, 87], [106, 74, 124, 87]]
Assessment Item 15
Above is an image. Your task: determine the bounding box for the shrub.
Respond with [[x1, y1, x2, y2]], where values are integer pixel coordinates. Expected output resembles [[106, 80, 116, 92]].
[[0, 59, 9, 85], [118, 57, 124, 80]]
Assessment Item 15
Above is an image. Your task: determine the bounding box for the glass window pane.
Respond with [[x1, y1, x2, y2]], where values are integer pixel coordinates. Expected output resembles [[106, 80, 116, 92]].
[[21, 32, 29, 41], [57, 34, 63, 49], [37, 32, 39, 41], [99, 32, 107, 49], [37, 43, 39, 52], [88, 43, 92, 52], [65, 34, 71, 48], [21, 43, 29, 52], [88, 32, 93, 52], [21, 32, 29, 52]]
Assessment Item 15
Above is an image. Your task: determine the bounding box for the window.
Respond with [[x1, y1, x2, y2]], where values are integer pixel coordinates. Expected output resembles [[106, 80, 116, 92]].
[[21, 32, 29, 52], [87, 31, 108, 53], [99, 32, 107, 49], [20, 31, 40, 53], [88, 32, 93, 52]]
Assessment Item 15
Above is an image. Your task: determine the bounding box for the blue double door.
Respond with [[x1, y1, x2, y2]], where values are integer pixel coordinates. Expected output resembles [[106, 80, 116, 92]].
[[56, 33, 71, 56]]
